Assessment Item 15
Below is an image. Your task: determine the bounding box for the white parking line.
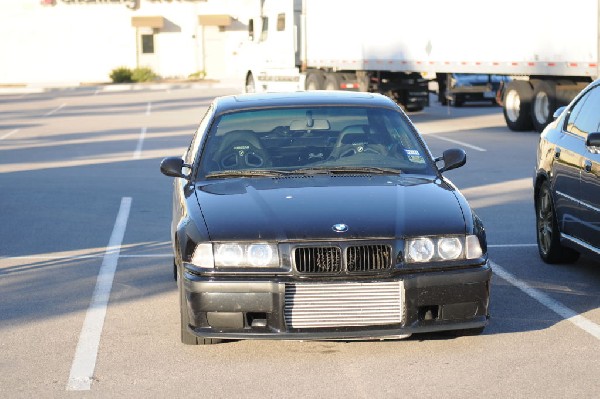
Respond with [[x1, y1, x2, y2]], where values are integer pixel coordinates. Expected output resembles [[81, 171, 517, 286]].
[[133, 127, 147, 159], [429, 135, 487, 152], [66, 197, 132, 391], [45, 103, 66, 116], [492, 261, 600, 340], [0, 129, 19, 140], [146, 102, 152, 116]]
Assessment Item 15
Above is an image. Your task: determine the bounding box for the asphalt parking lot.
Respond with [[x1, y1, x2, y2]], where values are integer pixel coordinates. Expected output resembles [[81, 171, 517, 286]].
[[1, 86, 599, 398]]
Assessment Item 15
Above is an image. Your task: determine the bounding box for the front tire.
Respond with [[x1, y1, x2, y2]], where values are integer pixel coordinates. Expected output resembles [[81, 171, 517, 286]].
[[503, 80, 534, 131], [535, 181, 579, 264]]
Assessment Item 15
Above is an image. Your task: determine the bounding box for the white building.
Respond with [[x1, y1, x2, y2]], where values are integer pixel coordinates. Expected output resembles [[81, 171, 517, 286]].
[[0, 0, 259, 86]]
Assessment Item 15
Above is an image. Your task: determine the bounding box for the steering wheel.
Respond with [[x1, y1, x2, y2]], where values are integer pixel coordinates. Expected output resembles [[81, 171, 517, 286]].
[[334, 143, 387, 159], [270, 125, 291, 137]]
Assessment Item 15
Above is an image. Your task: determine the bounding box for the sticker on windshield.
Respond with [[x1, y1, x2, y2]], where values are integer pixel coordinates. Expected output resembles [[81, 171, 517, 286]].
[[404, 149, 425, 163]]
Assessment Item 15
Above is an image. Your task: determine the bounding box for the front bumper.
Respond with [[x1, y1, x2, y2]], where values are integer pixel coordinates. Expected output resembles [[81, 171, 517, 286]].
[[182, 262, 492, 340]]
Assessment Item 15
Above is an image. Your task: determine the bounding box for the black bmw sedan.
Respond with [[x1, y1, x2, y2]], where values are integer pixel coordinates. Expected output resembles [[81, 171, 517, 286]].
[[535, 79, 600, 264], [160, 91, 491, 345]]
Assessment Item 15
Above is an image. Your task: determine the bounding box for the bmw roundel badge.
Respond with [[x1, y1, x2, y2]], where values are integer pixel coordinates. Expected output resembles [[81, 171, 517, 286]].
[[332, 223, 349, 233]]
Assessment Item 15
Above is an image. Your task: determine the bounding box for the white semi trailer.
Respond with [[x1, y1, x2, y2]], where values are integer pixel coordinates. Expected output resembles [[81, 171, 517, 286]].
[[242, 0, 599, 132]]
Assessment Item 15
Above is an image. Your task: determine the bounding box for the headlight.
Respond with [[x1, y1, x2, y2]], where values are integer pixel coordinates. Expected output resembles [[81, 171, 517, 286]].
[[438, 237, 462, 260], [406, 238, 435, 262], [405, 235, 482, 263], [191, 243, 279, 268], [215, 244, 244, 266], [247, 243, 276, 267]]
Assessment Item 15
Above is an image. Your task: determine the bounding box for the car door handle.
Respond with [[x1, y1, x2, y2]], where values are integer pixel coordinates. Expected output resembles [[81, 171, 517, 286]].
[[584, 160, 592, 173]]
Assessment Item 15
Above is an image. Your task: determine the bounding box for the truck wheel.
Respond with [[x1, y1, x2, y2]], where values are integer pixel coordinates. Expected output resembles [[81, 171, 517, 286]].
[[324, 73, 341, 90], [531, 80, 557, 133], [305, 71, 325, 90], [245, 73, 256, 93], [503, 80, 533, 131]]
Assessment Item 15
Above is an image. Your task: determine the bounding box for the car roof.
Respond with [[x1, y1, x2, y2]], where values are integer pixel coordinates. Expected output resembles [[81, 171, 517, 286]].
[[211, 91, 400, 114]]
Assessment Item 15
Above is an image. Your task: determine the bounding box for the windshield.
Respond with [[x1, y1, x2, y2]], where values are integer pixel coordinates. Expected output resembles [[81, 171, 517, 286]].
[[197, 106, 435, 178]]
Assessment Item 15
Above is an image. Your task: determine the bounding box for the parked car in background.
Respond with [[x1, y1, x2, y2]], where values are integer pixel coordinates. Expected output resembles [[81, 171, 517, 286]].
[[160, 91, 491, 345], [535, 79, 600, 263], [440, 73, 511, 106]]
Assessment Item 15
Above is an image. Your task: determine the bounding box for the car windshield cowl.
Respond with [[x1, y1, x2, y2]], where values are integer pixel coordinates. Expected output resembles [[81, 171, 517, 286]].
[[204, 166, 403, 179], [290, 166, 402, 175], [205, 169, 292, 179]]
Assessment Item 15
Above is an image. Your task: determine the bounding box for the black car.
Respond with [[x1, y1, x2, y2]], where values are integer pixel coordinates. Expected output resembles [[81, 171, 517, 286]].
[[535, 79, 600, 263], [440, 73, 510, 107], [160, 91, 491, 345]]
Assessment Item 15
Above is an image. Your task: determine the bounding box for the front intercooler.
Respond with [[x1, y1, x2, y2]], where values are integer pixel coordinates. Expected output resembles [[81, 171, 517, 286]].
[[284, 282, 404, 329]]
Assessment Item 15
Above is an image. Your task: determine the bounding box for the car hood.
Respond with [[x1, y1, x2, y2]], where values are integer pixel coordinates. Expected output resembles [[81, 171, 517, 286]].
[[195, 175, 466, 241]]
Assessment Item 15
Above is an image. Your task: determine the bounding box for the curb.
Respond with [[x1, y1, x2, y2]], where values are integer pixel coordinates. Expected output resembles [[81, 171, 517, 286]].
[[0, 80, 240, 95]]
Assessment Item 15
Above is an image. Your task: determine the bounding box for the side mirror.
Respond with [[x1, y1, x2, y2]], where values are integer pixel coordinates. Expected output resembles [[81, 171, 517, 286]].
[[436, 148, 466, 173], [553, 106, 566, 119], [586, 132, 600, 147], [160, 157, 188, 178]]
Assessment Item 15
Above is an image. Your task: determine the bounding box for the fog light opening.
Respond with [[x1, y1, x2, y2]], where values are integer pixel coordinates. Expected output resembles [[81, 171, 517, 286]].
[[418, 306, 440, 321], [247, 312, 267, 328]]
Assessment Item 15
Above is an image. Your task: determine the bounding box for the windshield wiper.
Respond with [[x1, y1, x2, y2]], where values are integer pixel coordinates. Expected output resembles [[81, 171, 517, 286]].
[[205, 169, 291, 179], [292, 166, 401, 175]]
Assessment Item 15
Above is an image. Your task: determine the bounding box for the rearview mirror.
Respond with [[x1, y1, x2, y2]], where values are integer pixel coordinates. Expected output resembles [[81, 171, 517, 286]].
[[436, 148, 466, 173], [553, 106, 566, 119]]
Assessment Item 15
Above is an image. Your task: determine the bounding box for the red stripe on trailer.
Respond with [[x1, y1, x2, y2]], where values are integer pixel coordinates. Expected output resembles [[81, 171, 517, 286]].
[[527, 62, 535, 66], [511, 62, 519, 66], [590, 63, 598, 67], [547, 62, 556, 66], [569, 63, 578, 67]]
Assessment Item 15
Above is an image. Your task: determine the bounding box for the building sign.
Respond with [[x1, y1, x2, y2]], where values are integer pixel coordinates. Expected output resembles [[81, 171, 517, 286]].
[[49, 0, 205, 9], [59, 0, 139, 9]]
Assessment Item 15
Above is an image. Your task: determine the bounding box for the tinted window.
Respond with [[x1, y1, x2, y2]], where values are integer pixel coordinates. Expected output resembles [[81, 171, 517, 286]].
[[248, 19, 254, 40], [260, 17, 268, 41], [185, 105, 213, 165], [141, 34, 154, 54], [566, 85, 600, 136], [198, 106, 434, 178], [277, 13, 285, 31]]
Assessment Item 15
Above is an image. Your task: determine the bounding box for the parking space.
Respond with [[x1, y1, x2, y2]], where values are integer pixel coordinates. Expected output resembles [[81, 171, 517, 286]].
[[1, 88, 599, 397]]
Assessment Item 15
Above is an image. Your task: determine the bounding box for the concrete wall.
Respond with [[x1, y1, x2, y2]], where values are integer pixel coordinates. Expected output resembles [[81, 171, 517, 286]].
[[0, 0, 258, 85]]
